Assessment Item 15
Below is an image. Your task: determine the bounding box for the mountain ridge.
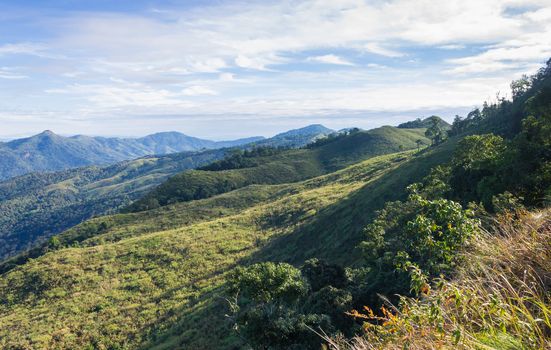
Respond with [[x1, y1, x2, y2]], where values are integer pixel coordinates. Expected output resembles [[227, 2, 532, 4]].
[[0, 129, 266, 181]]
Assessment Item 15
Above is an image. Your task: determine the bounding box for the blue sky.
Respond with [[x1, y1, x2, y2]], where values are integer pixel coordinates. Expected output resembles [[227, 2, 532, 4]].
[[0, 0, 550, 139]]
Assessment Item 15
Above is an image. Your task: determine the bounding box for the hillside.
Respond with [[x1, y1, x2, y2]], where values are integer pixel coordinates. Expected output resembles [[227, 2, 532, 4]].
[[0, 125, 336, 261], [0, 130, 263, 181], [0, 147, 438, 349], [0, 61, 548, 350], [128, 126, 428, 211], [398, 115, 451, 130], [0, 124, 435, 349]]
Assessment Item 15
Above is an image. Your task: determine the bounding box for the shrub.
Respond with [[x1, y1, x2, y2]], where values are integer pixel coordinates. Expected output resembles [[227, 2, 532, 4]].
[[360, 187, 480, 297]]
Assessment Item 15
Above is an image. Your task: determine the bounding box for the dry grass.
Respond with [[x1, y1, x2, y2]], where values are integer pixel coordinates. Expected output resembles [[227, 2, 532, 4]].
[[327, 209, 551, 350]]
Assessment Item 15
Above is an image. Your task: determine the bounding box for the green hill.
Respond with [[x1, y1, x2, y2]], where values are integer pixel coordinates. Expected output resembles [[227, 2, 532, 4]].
[[0, 148, 434, 349], [128, 126, 429, 211], [0, 128, 436, 348], [0, 125, 337, 261], [0, 60, 548, 350]]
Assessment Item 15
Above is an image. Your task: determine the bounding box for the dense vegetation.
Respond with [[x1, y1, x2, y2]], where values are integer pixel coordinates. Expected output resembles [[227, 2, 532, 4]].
[[225, 58, 551, 349], [0, 60, 549, 350]]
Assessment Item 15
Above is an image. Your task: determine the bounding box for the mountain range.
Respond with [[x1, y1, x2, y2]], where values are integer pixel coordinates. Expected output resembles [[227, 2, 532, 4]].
[[0, 58, 549, 350], [0, 124, 337, 260], [0, 130, 264, 181]]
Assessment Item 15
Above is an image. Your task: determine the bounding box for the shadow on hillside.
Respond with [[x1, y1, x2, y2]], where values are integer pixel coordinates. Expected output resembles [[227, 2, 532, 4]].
[[138, 140, 458, 350], [242, 140, 457, 267]]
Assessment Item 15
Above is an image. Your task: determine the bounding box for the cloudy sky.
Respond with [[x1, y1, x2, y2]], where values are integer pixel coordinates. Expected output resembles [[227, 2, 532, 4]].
[[1, 0, 550, 139]]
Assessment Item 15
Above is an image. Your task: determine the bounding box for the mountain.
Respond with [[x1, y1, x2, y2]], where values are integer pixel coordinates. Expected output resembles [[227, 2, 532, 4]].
[[0, 138, 437, 349], [252, 124, 334, 147], [397, 115, 451, 130], [0, 124, 342, 261], [0, 130, 264, 181], [0, 59, 549, 350], [127, 126, 428, 212]]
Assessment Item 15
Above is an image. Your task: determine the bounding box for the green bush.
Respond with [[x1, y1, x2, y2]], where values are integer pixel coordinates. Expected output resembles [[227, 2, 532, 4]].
[[360, 187, 480, 296]]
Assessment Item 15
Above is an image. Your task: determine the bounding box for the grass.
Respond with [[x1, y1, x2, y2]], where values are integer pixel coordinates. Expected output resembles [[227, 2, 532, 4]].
[[327, 209, 551, 350], [0, 151, 419, 349], [129, 126, 429, 211]]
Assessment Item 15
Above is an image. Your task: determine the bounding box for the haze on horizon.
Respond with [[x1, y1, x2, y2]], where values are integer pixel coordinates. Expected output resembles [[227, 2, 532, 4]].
[[1, 0, 550, 139]]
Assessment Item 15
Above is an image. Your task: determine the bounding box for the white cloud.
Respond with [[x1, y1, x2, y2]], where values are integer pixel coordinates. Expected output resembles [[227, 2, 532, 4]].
[[18, 0, 548, 78], [363, 43, 404, 57], [1, 0, 551, 137], [439, 44, 466, 50], [182, 85, 217, 96], [446, 31, 551, 74], [0, 67, 27, 79], [0, 43, 45, 56], [307, 54, 354, 66]]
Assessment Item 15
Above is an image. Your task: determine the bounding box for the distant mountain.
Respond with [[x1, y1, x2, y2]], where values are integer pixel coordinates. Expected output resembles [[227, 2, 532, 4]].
[[0, 124, 335, 260], [397, 116, 451, 130], [253, 124, 334, 147], [0, 131, 264, 180]]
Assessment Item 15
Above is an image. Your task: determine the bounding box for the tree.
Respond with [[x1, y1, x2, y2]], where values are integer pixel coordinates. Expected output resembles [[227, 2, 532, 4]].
[[226, 261, 353, 349], [449, 134, 506, 206], [415, 139, 423, 152], [425, 116, 445, 145], [449, 115, 464, 136], [227, 263, 324, 349], [510, 74, 531, 100]]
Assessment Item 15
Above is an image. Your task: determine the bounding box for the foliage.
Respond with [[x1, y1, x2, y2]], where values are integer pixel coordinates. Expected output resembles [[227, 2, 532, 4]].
[[330, 209, 551, 350], [198, 146, 287, 171], [229, 262, 308, 304], [227, 261, 352, 349], [360, 188, 480, 297], [397, 116, 451, 130], [448, 134, 507, 206], [424, 116, 447, 145]]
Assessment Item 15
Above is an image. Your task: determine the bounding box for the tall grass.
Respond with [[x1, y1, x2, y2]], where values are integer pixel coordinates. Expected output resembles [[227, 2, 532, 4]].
[[328, 209, 551, 349]]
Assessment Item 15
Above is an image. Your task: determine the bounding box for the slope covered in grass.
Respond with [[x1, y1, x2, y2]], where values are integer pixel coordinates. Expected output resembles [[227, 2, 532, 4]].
[[0, 124, 341, 261], [0, 146, 448, 349], [128, 126, 429, 211]]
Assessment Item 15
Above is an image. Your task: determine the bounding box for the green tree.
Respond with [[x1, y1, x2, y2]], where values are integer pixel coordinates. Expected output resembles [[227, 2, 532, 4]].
[[449, 134, 506, 206], [424, 116, 445, 145], [415, 139, 423, 152]]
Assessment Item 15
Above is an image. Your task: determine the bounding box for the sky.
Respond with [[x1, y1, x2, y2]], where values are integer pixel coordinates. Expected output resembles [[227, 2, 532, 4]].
[[0, 0, 550, 140]]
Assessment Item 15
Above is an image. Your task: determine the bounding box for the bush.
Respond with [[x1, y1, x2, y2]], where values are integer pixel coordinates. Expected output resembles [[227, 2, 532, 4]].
[[360, 187, 480, 297]]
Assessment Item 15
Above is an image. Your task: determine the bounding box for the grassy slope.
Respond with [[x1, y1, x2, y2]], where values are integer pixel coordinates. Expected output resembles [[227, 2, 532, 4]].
[[0, 148, 226, 260], [129, 126, 429, 211], [0, 126, 426, 261], [0, 134, 454, 349]]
